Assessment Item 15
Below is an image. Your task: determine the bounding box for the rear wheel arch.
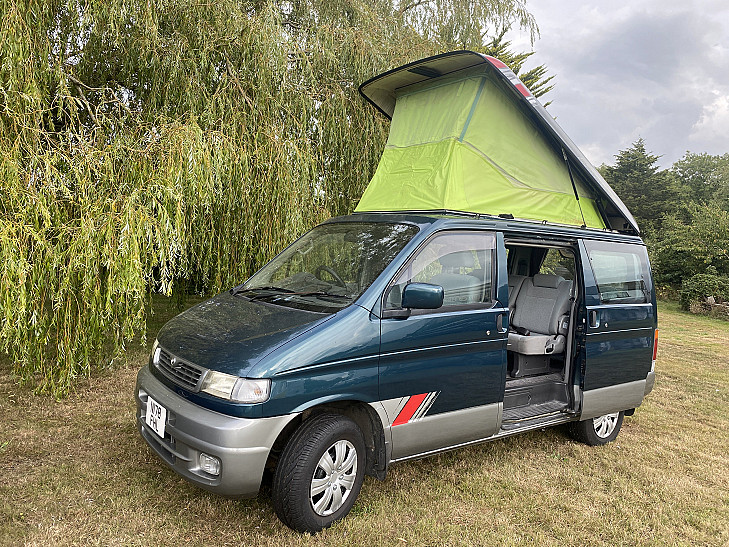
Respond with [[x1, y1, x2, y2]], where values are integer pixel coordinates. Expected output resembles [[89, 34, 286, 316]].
[[568, 411, 624, 445]]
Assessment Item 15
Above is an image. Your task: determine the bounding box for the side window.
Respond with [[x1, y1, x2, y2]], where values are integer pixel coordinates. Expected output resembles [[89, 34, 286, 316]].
[[584, 241, 650, 304], [386, 231, 495, 309]]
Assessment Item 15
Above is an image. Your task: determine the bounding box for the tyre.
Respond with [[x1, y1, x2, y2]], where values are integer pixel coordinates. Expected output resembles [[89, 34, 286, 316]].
[[568, 411, 624, 446], [272, 413, 366, 533]]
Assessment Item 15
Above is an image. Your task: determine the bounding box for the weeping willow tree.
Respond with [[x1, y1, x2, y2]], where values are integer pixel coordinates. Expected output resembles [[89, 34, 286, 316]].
[[0, 0, 548, 396]]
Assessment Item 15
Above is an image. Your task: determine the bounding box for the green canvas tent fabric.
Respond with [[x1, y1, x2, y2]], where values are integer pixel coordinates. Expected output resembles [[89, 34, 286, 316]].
[[355, 61, 606, 228]]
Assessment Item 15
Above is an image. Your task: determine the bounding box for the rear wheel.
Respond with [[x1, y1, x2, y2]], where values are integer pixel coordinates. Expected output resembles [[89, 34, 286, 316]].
[[568, 411, 624, 446], [272, 414, 366, 533]]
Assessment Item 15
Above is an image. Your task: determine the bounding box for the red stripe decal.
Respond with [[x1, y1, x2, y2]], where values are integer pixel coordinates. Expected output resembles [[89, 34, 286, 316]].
[[392, 393, 428, 426], [485, 55, 507, 69], [516, 83, 531, 97]]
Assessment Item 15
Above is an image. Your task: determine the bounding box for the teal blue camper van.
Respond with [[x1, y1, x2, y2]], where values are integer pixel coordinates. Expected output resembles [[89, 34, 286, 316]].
[[136, 51, 658, 533]]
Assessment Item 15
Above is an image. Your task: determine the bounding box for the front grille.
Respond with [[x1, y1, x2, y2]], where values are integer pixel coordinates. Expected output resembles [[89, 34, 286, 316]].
[[155, 347, 206, 391]]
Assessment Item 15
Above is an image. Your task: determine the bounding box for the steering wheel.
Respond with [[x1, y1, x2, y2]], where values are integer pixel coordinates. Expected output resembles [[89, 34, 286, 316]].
[[314, 265, 347, 288]]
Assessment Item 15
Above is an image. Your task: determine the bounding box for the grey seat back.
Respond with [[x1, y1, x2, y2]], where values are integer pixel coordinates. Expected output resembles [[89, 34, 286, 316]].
[[430, 251, 482, 305], [511, 274, 572, 335], [508, 274, 527, 310]]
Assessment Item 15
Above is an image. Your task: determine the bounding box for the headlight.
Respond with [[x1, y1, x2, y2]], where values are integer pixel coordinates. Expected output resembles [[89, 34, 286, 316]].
[[201, 371, 271, 404]]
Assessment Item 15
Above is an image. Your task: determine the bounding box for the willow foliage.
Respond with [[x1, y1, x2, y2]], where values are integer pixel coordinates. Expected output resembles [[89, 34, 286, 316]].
[[1, 0, 544, 396]]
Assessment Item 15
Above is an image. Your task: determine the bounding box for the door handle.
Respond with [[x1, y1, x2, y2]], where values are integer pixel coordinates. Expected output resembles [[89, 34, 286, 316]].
[[496, 312, 509, 333], [589, 310, 600, 328]]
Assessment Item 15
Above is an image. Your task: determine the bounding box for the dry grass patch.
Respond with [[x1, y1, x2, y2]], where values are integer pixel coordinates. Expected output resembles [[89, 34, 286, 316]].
[[1, 300, 728, 546]]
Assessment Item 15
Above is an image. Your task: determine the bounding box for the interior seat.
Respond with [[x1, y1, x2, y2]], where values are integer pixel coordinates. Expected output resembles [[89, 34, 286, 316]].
[[507, 274, 572, 356], [508, 274, 527, 316]]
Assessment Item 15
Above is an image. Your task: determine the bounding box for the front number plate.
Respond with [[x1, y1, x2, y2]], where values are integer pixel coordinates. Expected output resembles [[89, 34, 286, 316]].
[[146, 396, 167, 438]]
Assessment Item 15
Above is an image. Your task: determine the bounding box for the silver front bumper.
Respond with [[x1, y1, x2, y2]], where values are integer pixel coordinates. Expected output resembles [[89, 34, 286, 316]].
[[135, 365, 297, 498]]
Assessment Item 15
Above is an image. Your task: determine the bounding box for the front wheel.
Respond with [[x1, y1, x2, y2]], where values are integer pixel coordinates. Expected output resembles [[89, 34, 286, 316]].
[[568, 411, 624, 446], [272, 414, 366, 533]]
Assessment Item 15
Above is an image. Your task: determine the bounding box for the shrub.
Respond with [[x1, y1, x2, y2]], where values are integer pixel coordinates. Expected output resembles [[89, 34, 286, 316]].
[[679, 269, 729, 313]]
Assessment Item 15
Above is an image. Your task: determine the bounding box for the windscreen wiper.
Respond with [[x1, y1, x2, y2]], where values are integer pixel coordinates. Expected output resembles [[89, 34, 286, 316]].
[[232, 286, 349, 302], [231, 285, 295, 297], [293, 291, 350, 300]]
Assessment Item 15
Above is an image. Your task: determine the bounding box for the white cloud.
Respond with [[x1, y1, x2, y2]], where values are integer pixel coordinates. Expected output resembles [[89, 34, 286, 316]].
[[505, 0, 729, 168], [691, 93, 729, 144]]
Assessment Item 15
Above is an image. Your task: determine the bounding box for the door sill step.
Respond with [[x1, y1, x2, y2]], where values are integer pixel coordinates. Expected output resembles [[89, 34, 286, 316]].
[[500, 409, 575, 430], [501, 401, 571, 428]]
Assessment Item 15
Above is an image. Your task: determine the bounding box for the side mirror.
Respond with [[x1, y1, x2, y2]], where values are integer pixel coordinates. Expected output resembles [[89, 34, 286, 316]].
[[402, 282, 444, 310], [382, 283, 444, 319]]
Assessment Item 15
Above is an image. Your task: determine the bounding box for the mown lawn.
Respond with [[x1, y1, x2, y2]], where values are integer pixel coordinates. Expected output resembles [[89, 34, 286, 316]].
[[1, 301, 728, 546]]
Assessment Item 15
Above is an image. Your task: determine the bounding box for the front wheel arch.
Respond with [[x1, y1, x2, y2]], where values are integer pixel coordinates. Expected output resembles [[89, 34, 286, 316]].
[[265, 401, 387, 481]]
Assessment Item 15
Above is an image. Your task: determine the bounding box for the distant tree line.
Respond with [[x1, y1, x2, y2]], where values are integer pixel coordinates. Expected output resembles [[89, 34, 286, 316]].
[[600, 140, 729, 315], [1, 0, 549, 395]]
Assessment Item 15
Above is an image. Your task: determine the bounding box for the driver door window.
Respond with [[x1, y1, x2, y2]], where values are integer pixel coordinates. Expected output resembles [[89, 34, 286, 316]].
[[386, 231, 495, 309]]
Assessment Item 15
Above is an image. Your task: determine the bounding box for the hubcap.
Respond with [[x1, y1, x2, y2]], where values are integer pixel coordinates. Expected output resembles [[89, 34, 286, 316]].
[[310, 439, 358, 516], [593, 413, 620, 438]]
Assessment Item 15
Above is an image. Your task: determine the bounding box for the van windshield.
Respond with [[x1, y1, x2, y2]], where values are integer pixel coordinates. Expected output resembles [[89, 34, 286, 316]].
[[236, 222, 419, 312]]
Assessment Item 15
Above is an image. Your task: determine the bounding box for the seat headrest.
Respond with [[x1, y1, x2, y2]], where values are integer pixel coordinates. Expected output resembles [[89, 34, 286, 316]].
[[533, 273, 565, 289], [439, 251, 476, 270]]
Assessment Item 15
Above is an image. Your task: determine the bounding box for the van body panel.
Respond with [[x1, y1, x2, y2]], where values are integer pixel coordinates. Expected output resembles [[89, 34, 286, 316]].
[[379, 306, 507, 459], [579, 240, 656, 395], [251, 305, 382, 415], [580, 379, 647, 420], [253, 304, 380, 377], [376, 224, 507, 459], [155, 291, 332, 377], [388, 402, 502, 460], [583, 313, 654, 390], [379, 309, 507, 412]]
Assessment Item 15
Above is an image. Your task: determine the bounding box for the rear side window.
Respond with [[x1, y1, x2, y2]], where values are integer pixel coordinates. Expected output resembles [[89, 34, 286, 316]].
[[584, 241, 650, 304]]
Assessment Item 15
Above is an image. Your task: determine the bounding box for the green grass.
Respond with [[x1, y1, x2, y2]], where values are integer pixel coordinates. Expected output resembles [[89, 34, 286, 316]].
[[1, 300, 728, 546]]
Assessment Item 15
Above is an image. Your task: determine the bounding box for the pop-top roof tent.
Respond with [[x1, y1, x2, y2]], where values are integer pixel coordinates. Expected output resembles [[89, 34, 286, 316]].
[[355, 50, 639, 234]]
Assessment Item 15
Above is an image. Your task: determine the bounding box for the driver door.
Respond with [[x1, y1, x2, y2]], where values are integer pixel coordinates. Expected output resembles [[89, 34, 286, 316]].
[[378, 230, 508, 460]]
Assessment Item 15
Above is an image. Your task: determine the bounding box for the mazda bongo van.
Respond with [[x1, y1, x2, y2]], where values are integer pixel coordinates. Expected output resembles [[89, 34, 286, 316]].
[[136, 51, 658, 533]]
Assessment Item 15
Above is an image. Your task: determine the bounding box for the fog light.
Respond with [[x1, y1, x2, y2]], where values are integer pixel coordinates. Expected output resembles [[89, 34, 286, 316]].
[[199, 453, 221, 476]]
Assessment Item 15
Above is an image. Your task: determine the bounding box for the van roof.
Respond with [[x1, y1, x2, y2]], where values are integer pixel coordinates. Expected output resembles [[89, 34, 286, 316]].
[[356, 50, 640, 235], [329, 212, 645, 245]]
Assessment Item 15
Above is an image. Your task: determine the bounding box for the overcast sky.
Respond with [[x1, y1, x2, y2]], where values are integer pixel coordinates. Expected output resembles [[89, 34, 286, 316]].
[[506, 0, 729, 168]]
